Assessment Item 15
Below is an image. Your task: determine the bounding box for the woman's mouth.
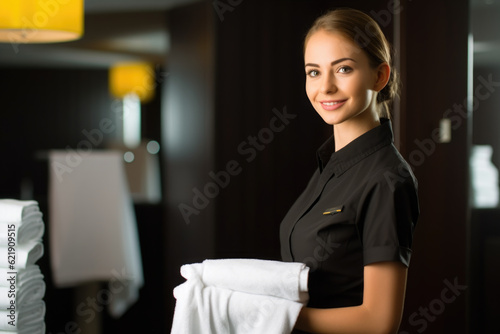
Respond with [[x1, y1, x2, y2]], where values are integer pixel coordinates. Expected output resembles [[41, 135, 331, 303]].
[[320, 100, 347, 111]]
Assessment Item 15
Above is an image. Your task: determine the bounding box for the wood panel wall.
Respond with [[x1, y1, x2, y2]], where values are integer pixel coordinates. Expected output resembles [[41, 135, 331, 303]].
[[398, 1, 470, 333]]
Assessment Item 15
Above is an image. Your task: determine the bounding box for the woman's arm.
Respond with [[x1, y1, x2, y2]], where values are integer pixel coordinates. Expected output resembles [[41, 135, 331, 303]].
[[294, 261, 408, 334]]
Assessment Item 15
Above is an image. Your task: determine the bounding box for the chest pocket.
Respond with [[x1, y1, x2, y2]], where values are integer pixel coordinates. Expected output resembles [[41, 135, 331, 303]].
[[315, 206, 360, 258]]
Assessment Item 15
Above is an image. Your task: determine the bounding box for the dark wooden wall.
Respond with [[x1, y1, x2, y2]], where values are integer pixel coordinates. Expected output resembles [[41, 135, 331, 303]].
[[161, 2, 216, 329], [0, 69, 113, 199], [398, 1, 470, 333]]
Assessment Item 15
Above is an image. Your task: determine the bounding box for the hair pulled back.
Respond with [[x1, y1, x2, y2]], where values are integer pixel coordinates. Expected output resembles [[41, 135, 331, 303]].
[[304, 8, 399, 119]]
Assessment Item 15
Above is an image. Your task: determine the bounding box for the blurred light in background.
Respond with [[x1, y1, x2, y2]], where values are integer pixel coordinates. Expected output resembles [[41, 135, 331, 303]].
[[124, 151, 135, 163], [0, 0, 84, 43], [109, 62, 155, 103], [122, 93, 142, 148], [146, 140, 160, 155], [109, 62, 156, 148]]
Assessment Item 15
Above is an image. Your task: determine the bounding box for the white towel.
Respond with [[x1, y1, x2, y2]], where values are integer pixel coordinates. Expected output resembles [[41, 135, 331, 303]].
[[201, 259, 309, 303], [0, 265, 43, 287], [171, 259, 309, 334], [0, 278, 45, 307], [0, 321, 45, 334], [0, 212, 45, 246], [0, 299, 45, 331], [0, 241, 43, 270], [49, 150, 144, 318], [0, 200, 39, 224]]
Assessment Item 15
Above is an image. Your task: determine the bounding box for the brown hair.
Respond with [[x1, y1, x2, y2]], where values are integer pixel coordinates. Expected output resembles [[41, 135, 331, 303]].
[[304, 8, 399, 119]]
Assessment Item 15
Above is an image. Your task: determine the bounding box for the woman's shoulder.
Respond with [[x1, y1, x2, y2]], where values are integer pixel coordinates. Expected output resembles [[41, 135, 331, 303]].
[[363, 144, 418, 192]]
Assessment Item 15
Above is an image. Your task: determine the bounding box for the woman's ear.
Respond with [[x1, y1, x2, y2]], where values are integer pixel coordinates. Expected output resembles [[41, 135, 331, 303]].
[[374, 63, 391, 92]]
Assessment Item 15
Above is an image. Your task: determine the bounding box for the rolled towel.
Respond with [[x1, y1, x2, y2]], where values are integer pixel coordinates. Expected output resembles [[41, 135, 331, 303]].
[[0, 212, 45, 246], [189, 259, 309, 303], [0, 321, 45, 334], [0, 265, 43, 287], [171, 270, 305, 334], [18, 279, 46, 305], [171, 259, 310, 334], [0, 241, 44, 269], [0, 200, 39, 223], [0, 278, 45, 307], [0, 299, 45, 331]]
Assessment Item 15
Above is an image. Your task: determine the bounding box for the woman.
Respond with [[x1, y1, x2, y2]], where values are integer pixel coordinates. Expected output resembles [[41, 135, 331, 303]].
[[279, 8, 419, 334]]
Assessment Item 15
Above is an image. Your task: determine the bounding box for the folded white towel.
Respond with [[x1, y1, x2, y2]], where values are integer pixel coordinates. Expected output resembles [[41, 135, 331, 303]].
[[0, 212, 45, 246], [171, 259, 309, 334], [0, 299, 45, 331], [0, 321, 45, 334], [17, 277, 46, 305], [0, 278, 45, 307], [0, 265, 43, 287], [0, 200, 39, 223], [0, 241, 44, 270], [200, 259, 309, 303]]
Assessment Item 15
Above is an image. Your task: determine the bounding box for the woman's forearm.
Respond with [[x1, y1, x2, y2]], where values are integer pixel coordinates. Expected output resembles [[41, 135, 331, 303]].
[[295, 304, 400, 334], [295, 262, 407, 334]]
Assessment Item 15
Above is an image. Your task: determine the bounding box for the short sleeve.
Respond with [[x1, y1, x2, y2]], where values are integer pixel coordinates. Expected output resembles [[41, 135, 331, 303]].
[[360, 168, 419, 267]]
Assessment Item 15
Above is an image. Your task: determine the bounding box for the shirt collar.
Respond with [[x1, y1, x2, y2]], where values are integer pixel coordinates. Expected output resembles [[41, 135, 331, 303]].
[[317, 118, 394, 175]]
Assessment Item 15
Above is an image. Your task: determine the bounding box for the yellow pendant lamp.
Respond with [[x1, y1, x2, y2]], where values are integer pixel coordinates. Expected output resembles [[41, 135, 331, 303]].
[[0, 0, 84, 43], [109, 62, 155, 103]]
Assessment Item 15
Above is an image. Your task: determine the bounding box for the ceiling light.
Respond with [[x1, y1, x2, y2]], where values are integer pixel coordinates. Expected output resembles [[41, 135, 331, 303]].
[[0, 0, 84, 44], [109, 62, 155, 103]]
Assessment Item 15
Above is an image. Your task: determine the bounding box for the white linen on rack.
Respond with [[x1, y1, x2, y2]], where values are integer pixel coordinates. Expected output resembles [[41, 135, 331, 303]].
[[48, 150, 144, 318], [0, 199, 46, 334], [0, 212, 44, 246], [0, 241, 43, 270], [0, 300, 45, 331], [0, 265, 43, 288], [0, 200, 39, 224], [0, 278, 45, 307]]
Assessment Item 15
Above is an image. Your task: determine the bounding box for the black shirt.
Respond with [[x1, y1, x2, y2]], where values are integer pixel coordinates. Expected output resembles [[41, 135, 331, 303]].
[[280, 119, 419, 308]]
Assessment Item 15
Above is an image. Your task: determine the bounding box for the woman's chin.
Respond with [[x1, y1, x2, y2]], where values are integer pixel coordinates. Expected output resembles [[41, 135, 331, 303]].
[[319, 115, 344, 126]]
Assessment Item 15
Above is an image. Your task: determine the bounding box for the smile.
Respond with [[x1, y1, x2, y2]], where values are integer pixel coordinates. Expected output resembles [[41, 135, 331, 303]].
[[320, 100, 347, 111]]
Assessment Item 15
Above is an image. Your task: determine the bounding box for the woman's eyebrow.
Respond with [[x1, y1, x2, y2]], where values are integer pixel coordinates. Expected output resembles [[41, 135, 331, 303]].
[[305, 57, 356, 68]]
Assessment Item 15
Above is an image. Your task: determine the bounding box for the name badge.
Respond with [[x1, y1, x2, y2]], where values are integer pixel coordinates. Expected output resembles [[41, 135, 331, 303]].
[[323, 205, 343, 215]]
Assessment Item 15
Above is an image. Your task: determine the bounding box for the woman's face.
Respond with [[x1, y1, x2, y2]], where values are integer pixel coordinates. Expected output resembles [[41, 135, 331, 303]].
[[304, 30, 383, 126]]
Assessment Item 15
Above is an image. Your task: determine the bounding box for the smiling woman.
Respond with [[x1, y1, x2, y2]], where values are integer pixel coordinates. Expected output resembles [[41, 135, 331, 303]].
[[279, 8, 419, 334], [304, 30, 387, 149]]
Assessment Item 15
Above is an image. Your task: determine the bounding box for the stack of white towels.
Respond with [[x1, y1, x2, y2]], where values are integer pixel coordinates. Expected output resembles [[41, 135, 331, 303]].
[[171, 259, 309, 334], [0, 200, 46, 334]]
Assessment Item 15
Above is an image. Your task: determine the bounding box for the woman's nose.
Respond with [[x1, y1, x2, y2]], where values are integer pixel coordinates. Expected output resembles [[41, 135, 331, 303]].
[[320, 72, 337, 94]]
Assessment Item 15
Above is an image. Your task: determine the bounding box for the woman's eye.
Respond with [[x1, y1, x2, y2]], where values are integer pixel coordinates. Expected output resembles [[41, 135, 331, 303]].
[[338, 66, 352, 74], [307, 70, 319, 77]]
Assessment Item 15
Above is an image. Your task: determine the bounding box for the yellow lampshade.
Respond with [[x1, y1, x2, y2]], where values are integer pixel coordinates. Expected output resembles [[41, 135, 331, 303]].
[[0, 0, 84, 43], [109, 62, 155, 103]]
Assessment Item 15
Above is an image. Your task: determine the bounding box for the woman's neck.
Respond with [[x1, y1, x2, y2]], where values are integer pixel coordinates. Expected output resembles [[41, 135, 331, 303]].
[[333, 112, 381, 152]]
